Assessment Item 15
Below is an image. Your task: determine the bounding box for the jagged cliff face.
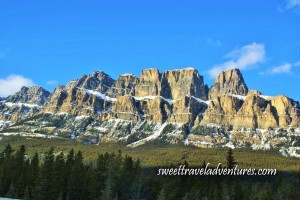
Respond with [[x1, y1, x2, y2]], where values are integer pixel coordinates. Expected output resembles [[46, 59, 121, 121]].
[[107, 74, 138, 97], [6, 86, 50, 105], [134, 68, 208, 100], [0, 67, 300, 156], [201, 90, 300, 130], [42, 71, 115, 115], [0, 86, 50, 122], [135, 68, 161, 97], [209, 68, 248, 100], [160, 68, 208, 100]]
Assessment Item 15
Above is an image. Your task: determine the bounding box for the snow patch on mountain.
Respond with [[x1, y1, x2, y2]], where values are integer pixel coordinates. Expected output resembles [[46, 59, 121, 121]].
[[127, 123, 168, 147], [5, 102, 41, 108]]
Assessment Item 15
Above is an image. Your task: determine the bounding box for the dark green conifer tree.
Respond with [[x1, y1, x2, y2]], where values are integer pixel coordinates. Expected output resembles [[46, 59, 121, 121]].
[[226, 149, 237, 169], [33, 147, 55, 200], [67, 150, 85, 200], [53, 151, 66, 199]]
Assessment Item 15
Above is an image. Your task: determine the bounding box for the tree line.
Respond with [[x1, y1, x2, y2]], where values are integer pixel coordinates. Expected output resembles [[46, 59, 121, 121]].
[[0, 144, 300, 200]]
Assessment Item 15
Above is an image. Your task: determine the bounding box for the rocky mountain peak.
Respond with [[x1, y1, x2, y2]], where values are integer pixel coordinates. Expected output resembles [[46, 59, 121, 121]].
[[107, 73, 139, 97], [5, 86, 50, 105], [140, 68, 161, 82], [66, 71, 115, 93], [1, 67, 300, 157], [135, 68, 161, 97], [209, 68, 248, 100], [161, 68, 207, 100]]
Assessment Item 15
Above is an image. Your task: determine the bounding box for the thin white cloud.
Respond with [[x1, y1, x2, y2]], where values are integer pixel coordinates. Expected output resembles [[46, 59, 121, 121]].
[[0, 75, 35, 97], [260, 60, 300, 75], [208, 43, 266, 78], [206, 38, 223, 47], [46, 80, 58, 85], [286, 0, 300, 9], [270, 63, 292, 74]]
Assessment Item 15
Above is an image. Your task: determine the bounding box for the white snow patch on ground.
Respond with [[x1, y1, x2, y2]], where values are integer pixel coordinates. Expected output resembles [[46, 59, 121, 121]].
[[119, 73, 136, 77], [93, 127, 108, 132], [75, 115, 89, 120], [0, 132, 58, 138], [56, 112, 69, 116], [191, 141, 214, 146], [205, 123, 221, 128], [191, 96, 210, 105], [280, 147, 300, 158], [286, 147, 300, 158], [223, 141, 235, 149], [127, 123, 168, 147], [5, 102, 41, 108], [260, 95, 272, 100], [251, 142, 271, 150], [133, 96, 173, 105], [44, 112, 54, 114], [78, 87, 117, 102]]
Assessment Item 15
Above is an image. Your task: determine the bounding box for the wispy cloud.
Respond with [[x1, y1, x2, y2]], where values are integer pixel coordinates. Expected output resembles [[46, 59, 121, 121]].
[[260, 61, 300, 75], [265, 63, 292, 75], [286, 0, 300, 9], [205, 38, 223, 47], [278, 0, 300, 12], [208, 43, 266, 78], [46, 80, 58, 85], [0, 75, 35, 97]]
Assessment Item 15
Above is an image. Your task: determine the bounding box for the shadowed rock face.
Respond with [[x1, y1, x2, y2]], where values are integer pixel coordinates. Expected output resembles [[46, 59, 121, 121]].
[[160, 68, 208, 100], [209, 68, 248, 100]]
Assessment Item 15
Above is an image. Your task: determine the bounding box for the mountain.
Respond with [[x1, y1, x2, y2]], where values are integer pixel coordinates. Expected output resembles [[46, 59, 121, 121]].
[[0, 68, 299, 157], [0, 86, 50, 123]]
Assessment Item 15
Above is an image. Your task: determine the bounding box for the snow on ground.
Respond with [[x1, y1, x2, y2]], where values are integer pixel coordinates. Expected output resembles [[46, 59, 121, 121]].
[[191, 96, 210, 105], [251, 142, 271, 150], [5, 102, 41, 108], [56, 112, 69, 116], [133, 95, 209, 106], [205, 123, 221, 128], [119, 73, 137, 77], [259, 95, 272, 100], [133, 96, 173, 105], [0, 132, 58, 138], [78, 87, 117, 102], [127, 123, 168, 147], [223, 141, 235, 149], [280, 147, 300, 158], [75, 115, 90, 120]]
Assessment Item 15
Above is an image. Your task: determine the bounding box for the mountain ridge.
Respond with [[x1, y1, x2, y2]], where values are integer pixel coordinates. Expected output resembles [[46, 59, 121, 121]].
[[0, 67, 299, 157]]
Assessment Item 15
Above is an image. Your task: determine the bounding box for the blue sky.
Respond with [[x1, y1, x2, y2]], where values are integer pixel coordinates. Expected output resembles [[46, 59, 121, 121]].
[[0, 0, 300, 100]]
